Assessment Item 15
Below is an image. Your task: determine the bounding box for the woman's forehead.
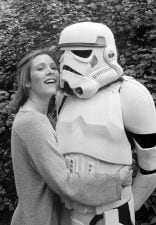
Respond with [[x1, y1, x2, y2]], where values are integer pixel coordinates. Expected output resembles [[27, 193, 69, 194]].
[[31, 54, 55, 66]]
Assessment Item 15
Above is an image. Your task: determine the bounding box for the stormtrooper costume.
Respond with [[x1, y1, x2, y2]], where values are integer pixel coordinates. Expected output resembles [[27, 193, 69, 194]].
[[56, 22, 156, 225]]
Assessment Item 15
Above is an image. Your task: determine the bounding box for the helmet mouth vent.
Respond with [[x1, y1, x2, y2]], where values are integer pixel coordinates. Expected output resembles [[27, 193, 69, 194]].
[[63, 82, 74, 95]]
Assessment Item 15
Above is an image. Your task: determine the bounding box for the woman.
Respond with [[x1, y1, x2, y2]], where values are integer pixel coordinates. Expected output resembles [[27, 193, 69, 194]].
[[10, 49, 132, 225]]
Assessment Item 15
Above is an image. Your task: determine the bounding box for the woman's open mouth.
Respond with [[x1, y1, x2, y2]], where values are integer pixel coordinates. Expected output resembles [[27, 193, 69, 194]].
[[44, 78, 56, 84]]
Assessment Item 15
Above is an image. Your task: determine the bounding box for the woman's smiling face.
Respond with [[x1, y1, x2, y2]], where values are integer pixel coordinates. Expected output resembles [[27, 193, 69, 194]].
[[29, 54, 59, 99]]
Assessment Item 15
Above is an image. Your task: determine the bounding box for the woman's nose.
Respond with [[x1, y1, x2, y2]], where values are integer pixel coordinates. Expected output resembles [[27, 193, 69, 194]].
[[47, 67, 54, 76]]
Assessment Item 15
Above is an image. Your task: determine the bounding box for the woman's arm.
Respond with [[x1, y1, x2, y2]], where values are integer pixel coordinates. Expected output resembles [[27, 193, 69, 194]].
[[16, 112, 123, 206]]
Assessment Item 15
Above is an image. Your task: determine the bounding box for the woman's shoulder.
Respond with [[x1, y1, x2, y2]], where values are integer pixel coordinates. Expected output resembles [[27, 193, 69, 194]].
[[12, 110, 50, 133], [12, 109, 57, 144]]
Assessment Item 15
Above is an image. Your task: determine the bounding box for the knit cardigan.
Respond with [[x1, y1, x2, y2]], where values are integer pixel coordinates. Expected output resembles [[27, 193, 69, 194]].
[[11, 110, 121, 225]]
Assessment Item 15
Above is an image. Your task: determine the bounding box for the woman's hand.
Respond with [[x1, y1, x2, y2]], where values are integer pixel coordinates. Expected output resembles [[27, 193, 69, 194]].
[[119, 165, 133, 187]]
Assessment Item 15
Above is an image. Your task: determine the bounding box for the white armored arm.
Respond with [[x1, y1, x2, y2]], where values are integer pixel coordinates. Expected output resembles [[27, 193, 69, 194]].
[[120, 76, 156, 211]]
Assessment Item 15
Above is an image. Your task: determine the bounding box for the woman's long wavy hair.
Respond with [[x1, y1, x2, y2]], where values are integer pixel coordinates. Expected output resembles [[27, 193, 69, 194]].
[[9, 48, 59, 114]]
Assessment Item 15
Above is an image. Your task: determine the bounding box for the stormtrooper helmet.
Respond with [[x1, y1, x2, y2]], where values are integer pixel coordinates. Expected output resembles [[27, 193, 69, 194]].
[[59, 22, 123, 98]]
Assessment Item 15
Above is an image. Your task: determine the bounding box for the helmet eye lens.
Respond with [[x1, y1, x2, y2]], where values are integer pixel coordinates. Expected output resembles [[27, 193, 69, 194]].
[[71, 50, 92, 58]]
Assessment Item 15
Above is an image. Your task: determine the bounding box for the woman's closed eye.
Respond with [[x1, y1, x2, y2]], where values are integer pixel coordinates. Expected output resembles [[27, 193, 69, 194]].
[[50, 64, 57, 70], [37, 67, 44, 71], [35, 63, 45, 71]]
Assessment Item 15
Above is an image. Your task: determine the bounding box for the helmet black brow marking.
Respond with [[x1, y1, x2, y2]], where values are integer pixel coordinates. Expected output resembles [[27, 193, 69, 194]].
[[63, 65, 83, 76]]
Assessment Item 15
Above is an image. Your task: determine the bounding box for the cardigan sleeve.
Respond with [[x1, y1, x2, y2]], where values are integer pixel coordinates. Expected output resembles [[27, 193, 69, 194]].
[[15, 112, 121, 206]]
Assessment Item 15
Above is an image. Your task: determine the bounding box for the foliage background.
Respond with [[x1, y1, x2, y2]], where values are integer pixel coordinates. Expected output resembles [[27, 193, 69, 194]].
[[0, 0, 156, 224]]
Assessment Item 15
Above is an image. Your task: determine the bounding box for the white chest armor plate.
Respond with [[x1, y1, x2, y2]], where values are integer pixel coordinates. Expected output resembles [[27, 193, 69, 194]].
[[56, 83, 132, 165]]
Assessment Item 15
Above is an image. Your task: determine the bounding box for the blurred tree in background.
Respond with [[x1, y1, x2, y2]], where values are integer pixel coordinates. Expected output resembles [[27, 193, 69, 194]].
[[0, 0, 156, 224]]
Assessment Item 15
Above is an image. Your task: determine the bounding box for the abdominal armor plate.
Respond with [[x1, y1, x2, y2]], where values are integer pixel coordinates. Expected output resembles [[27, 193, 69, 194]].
[[56, 83, 132, 165]]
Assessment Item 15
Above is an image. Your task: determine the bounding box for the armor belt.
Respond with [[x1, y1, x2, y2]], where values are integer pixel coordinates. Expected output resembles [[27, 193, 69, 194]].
[[70, 198, 135, 225], [64, 153, 132, 213]]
